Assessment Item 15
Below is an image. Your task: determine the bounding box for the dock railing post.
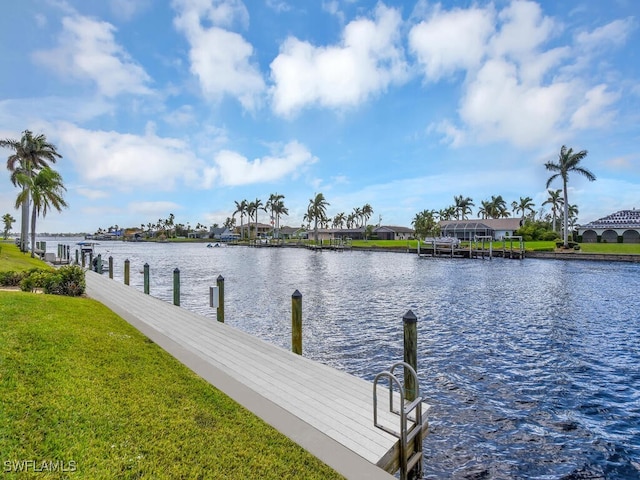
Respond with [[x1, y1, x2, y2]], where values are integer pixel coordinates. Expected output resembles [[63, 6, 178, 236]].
[[404, 309, 421, 480], [403, 310, 418, 402], [124, 259, 130, 286], [109, 256, 114, 279], [75, 249, 79, 265], [96, 254, 102, 274], [143, 263, 150, 294], [216, 275, 224, 323], [292, 290, 302, 355], [81, 252, 86, 268], [173, 268, 180, 306]]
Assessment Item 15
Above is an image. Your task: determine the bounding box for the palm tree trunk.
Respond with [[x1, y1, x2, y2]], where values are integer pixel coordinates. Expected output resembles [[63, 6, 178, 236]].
[[21, 194, 29, 252], [30, 204, 37, 258], [563, 180, 569, 247]]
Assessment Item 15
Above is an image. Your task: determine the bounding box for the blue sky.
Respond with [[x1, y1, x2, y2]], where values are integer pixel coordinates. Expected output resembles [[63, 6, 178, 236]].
[[1, 0, 639, 233]]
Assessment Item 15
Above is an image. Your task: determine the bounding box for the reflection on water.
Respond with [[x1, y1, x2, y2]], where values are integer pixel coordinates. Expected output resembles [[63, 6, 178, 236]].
[[48, 239, 640, 479]]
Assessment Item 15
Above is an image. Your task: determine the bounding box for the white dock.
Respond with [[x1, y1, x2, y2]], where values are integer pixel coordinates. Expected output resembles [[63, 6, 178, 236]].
[[84, 271, 429, 479]]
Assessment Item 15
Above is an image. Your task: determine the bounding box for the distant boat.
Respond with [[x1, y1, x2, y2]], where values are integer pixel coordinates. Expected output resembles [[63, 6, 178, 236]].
[[207, 243, 222, 248]]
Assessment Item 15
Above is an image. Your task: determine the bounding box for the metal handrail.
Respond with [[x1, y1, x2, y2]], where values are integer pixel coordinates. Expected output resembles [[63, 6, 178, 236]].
[[373, 361, 424, 480]]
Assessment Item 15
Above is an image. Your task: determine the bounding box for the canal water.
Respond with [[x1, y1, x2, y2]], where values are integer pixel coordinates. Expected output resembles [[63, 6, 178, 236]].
[[49, 239, 640, 479]]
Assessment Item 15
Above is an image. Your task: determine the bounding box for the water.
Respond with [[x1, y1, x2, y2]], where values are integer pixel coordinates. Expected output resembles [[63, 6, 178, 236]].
[[48, 239, 640, 479]]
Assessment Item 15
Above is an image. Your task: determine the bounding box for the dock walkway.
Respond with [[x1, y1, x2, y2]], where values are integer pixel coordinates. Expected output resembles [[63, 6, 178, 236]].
[[85, 271, 427, 479]]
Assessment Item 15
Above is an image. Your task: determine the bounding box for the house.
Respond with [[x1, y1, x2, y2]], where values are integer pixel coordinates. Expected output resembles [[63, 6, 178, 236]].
[[439, 218, 523, 241], [233, 222, 272, 239], [274, 226, 304, 239], [576, 209, 640, 243], [209, 227, 239, 241], [373, 225, 414, 241]]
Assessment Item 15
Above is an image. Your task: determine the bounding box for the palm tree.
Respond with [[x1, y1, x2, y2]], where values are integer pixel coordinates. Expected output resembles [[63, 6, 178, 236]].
[[14, 166, 67, 257], [233, 199, 248, 240], [352, 207, 362, 228], [488, 195, 509, 218], [361, 203, 373, 239], [223, 216, 236, 230], [247, 198, 265, 240], [308, 193, 329, 244], [453, 195, 474, 220], [332, 212, 346, 229], [438, 206, 456, 221], [2, 213, 16, 239], [266, 193, 288, 239], [478, 200, 491, 219], [545, 146, 596, 247], [542, 189, 563, 233], [514, 196, 535, 221], [2, 130, 62, 252], [346, 213, 356, 229]]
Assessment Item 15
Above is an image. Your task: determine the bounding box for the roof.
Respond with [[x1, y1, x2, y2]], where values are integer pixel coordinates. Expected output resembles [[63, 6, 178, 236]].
[[374, 225, 414, 233], [580, 209, 640, 229], [439, 218, 522, 231]]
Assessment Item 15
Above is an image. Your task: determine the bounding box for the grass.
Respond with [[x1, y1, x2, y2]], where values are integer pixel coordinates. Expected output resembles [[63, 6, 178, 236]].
[[0, 241, 343, 479], [0, 241, 53, 272], [0, 292, 344, 479]]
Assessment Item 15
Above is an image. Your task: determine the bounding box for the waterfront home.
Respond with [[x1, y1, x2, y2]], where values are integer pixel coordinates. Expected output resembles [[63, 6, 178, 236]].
[[577, 209, 640, 243], [439, 218, 523, 241]]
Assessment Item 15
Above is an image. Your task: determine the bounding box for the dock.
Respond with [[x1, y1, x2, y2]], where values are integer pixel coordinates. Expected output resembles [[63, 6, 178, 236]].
[[84, 271, 428, 479]]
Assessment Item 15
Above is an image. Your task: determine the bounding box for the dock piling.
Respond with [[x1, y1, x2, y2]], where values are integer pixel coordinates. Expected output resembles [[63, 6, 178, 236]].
[[144, 263, 149, 294], [403, 310, 418, 402], [124, 259, 130, 286], [216, 275, 225, 323], [109, 256, 113, 279], [292, 290, 302, 355], [173, 268, 180, 306]]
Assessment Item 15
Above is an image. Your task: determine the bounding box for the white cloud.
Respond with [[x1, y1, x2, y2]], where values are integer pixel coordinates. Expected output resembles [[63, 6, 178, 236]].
[[459, 58, 571, 147], [489, 0, 556, 59], [128, 201, 182, 216], [204, 140, 317, 186], [409, 5, 495, 81], [172, 0, 264, 110], [412, 0, 630, 148], [270, 4, 408, 116], [76, 187, 110, 200], [570, 84, 619, 130], [576, 17, 635, 50], [109, 0, 151, 21], [32, 15, 152, 97], [55, 123, 202, 190]]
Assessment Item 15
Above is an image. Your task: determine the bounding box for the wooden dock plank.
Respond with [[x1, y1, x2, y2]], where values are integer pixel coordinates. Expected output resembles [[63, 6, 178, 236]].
[[85, 271, 428, 478]]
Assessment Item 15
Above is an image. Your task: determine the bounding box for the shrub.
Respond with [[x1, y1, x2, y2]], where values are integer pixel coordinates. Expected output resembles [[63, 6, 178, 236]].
[[43, 265, 86, 296], [542, 231, 559, 241], [19, 270, 52, 292], [556, 241, 580, 249], [0, 271, 27, 287]]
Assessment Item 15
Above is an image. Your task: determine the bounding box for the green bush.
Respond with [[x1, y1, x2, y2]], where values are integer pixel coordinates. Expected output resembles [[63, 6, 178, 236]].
[[542, 231, 559, 241], [19, 270, 51, 292], [556, 241, 580, 249], [0, 271, 27, 286], [43, 265, 86, 297]]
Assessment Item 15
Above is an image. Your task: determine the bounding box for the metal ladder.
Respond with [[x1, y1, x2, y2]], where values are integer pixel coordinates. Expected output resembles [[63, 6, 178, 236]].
[[373, 362, 424, 480]]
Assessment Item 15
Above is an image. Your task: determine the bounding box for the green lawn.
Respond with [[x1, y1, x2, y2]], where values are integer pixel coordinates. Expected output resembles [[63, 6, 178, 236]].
[[0, 241, 343, 479], [0, 241, 53, 272]]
